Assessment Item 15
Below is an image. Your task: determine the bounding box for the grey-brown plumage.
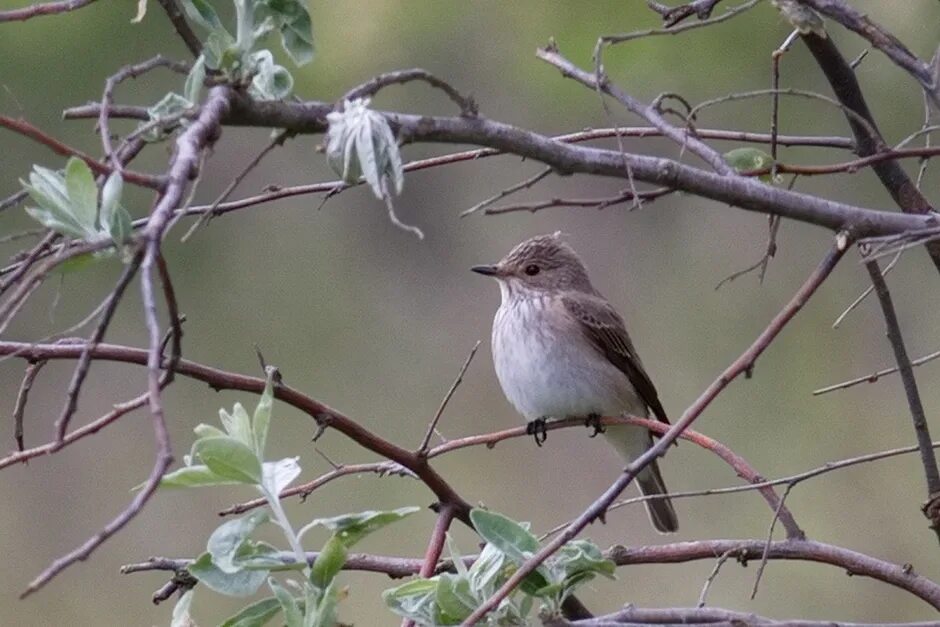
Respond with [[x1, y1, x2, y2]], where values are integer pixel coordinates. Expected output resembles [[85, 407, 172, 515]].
[[472, 233, 678, 533]]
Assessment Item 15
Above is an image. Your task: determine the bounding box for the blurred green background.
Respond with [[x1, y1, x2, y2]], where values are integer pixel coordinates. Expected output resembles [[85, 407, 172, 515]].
[[2, 0, 940, 624]]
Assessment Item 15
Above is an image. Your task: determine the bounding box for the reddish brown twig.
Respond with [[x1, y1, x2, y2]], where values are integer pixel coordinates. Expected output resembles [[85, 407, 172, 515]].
[[0, 114, 164, 190]]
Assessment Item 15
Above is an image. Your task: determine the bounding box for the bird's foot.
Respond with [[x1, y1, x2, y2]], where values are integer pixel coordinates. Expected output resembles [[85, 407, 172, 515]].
[[526, 418, 548, 447], [584, 413, 605, 437]]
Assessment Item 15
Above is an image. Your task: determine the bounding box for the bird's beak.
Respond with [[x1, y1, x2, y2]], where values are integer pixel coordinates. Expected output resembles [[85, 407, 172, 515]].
[[471, 264, 501, 277]]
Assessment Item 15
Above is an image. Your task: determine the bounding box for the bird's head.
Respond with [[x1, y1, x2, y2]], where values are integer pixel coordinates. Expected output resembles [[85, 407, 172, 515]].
[[472, 232, 595, 296]]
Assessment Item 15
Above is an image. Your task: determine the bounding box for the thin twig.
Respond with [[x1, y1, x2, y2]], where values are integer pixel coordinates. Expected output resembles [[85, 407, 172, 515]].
[[219, 461, 415, 516], [814, 348, 940, 396], [0, 114, 164, 190], [180, 129, 294, 241], [0, 0, 97, 22], [750, 484, 794, 599], [155, 0, 203, 58], [100, 56, 189, 170], [485, 188, 675, 216], [831, 250, 902, 329], [343, 69, 477, 117], [52, 250, 143, 447], [460, 167, 552, 217], [418, 340, 480, 454], [866, 260, 940, 535], [11, 360, 45, 452], [696, 549, 735, 608]]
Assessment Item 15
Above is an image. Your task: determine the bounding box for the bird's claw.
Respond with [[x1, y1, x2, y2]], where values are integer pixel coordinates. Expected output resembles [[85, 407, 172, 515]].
[[584, 413, 605, 437], [527, 418, 548, 447]]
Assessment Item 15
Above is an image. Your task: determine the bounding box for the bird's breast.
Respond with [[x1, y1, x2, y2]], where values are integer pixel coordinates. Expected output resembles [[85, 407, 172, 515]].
[[491, 297, 642, 420]]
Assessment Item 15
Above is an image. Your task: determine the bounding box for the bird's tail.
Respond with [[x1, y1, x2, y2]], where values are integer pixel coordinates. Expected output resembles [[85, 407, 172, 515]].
[[603, 424, 678, 533]]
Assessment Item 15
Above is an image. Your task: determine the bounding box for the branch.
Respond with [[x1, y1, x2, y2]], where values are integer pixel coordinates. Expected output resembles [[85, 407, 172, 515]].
[[813, 348, 940, 395], [539, 46, 733, 174], [124, 536, 940, 611], [0, 114, 164, 190], [794, 0, 939, 104], [798, 28, 940, 271], [0, 340, 475, 524], [155, 0, 202, 58], [866, 260, 940, 533], [552, 606, 939, 626], [461, 236, 849, 625], [0, 0, 97, 22], [343, 69, 478, 117]]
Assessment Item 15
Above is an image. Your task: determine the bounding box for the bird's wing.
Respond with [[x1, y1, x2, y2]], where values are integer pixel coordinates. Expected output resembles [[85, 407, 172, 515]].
[[562, 293, 669, 425]]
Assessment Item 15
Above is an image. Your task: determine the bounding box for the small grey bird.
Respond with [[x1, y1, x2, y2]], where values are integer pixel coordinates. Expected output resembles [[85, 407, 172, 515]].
[[472, 233, 678, 533]]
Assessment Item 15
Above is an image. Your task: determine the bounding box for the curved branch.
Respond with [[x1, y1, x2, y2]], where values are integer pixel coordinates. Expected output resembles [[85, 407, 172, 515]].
[[0, 339, 474, 524]]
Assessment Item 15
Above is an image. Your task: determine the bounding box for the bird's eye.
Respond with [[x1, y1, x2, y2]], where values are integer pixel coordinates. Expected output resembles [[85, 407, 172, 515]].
[[524, 264, 540, 276]]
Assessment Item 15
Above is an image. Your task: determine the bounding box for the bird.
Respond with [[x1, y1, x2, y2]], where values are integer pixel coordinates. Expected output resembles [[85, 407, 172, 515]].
[[472, 232, 678, 533]]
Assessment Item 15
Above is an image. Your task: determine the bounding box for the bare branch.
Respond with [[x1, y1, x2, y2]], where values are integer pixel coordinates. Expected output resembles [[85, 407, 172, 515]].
[[814, 348, 940, 396], [0, 114, 165, 190], [343, 69, 478, 117], [553, 605, 940, 626], [794, 0, 939, 103], [866, 260, 940, 534], [154, 0, 202, 58], [0, 0, 97, 22], [539, 46, 733, 174], [418, 340, 480, 454]]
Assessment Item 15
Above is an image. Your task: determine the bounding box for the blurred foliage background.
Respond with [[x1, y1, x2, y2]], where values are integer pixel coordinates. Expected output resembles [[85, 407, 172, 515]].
[[2, 0, 940, 624]]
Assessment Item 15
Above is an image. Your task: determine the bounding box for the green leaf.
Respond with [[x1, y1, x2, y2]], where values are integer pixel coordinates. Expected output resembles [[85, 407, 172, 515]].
[[554, 540, 616, 580], [157, 463, 241, 489], [189, 552, 269, 597], [470, 509, 539, 562], [252, 368, 275, 456], [193, 436, 263, 484], [269, 578, 302, 627], [180, 0, 224, 31], [109, 206, 133, 246], [220, 596, 282, 627], [170, 589, 195, 627], [471, 509, 550, 594], [309, 535, 347, 589], [22, 165, 94, 238], [194, 422, 227, 439], [382, 578, 438, 625], [220, 403, 253, 447], [307, 579, 339, 627], [248, 50, 293, 100], [261, 457, 301, 498], [98, 171, 122, 231], [309, 506, 420, 548], [723, 147, 779, 183], [208, 510, 270, 574], [185, 55, 207, 106], [435, 574, 474, 624], [64, 157, 98, 232], [257, 0, 314, 65]]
